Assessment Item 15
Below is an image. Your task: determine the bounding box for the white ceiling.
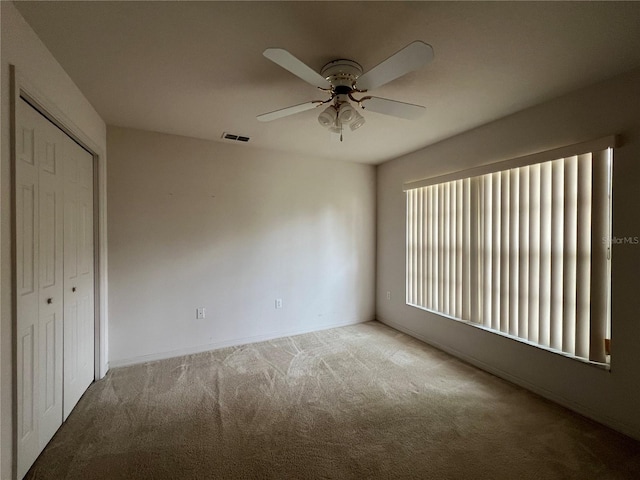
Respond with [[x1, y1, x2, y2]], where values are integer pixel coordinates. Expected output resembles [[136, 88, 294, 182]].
[[15, 1, 640, 165]]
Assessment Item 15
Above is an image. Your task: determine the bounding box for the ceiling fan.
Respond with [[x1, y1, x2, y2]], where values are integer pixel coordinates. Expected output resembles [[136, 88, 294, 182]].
[[257, 41, 434, 140]]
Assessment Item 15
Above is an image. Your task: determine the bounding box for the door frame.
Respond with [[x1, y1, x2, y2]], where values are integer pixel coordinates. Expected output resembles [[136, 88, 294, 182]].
[[10, 65, 107, 476]]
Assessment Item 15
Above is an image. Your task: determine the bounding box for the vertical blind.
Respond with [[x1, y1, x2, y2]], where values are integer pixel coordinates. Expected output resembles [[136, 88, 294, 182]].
[[405, 139, 614, 364]]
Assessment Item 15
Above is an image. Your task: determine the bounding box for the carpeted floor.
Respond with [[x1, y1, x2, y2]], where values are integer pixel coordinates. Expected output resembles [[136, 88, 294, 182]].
[[25, 321, 640, 479]]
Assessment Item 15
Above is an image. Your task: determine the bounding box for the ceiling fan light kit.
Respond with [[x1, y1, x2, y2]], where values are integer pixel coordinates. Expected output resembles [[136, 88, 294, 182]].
[[257, 41, 434, 140], [318, 98, 365, 141]]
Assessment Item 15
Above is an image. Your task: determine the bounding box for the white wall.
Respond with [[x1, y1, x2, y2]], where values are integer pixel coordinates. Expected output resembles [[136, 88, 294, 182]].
[[376, 67, 640, 440], [1, 3, 107, 478], [107, 127, 376, 366]]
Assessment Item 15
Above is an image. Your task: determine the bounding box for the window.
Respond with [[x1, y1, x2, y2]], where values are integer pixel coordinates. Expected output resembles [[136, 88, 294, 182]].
[[405, 138, 615, 364]]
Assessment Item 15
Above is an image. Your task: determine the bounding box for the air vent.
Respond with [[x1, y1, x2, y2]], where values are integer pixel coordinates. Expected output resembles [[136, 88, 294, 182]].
[[222, 132, 250, 143]]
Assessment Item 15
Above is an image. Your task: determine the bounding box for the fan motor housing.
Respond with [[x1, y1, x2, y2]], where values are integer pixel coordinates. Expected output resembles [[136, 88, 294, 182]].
[[321, 59, 363, 90]]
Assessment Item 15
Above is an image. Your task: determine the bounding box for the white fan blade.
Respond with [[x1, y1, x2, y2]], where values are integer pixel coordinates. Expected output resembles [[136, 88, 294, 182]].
[[263, 48, 330, 89], [356, 41, 434, 91], [257, 101, 321, 122], [360, 96, 425, 120]]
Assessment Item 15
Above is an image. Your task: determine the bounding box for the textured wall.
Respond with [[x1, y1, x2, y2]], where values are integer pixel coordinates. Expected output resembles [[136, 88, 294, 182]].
[[376, 67, 640, 440], [107, 127, 376, 366]]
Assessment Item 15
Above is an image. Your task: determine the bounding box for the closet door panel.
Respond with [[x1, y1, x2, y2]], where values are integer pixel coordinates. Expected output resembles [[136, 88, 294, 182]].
[[37, 124, 65, 447], [16, 101, 42, 477], [16, 99, 65, 478], [78, 156, 94, 382], [63, 139, 95, 420]]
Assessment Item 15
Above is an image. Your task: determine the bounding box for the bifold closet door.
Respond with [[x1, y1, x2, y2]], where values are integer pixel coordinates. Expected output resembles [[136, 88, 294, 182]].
[[15, 98, 95, 478], [63, 135, 95, 420], [16, 99, 65, 478]]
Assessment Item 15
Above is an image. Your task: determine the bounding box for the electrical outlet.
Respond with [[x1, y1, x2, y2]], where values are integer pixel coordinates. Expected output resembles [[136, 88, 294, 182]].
[[386, 291, 391, 300], [196, 307, 206, 319], [275, 298, 283, 309]]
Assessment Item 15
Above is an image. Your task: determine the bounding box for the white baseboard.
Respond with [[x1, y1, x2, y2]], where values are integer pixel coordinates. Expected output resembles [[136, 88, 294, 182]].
[[378, 316, 640, 442], [108, 319, 367, 369]]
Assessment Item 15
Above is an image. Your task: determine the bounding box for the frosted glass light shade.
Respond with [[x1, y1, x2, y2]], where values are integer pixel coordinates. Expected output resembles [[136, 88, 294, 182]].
[[318, 106, 337, 128], [338, 102, 356, 124], [350, 111, 366, 131]]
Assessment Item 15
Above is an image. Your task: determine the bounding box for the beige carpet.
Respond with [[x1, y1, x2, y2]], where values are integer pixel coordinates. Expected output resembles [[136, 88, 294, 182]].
[[25, 321, 640, 479]]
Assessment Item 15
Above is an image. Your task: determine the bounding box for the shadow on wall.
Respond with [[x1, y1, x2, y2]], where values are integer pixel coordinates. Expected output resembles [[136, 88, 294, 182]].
[[107, 127, 376, 362]]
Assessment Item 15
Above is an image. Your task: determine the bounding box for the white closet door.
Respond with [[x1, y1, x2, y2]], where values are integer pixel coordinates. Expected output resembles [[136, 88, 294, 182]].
[[63, 135, 95, 419], [16, 98, 96, 478], [16, 99, 65, 478]]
